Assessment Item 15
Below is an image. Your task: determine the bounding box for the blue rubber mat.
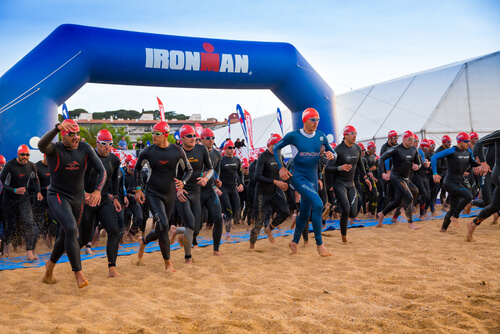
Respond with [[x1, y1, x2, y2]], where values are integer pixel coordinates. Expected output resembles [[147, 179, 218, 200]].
[[0, 208, 480, 271]]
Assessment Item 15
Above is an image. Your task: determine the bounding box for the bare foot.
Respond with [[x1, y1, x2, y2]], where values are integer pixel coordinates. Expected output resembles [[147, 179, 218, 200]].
[[390, 218, 398, 224], [439, 229, 447, 233], [290, 214, 297, 229], [164, 260, 176, 272], [464, 203, 472, 215], [185, 258, 193, 264], [75, 271, 89, 289], [322, 203, 331, 220], [126, 231, 138, 242], [249, 243, 255, 249], [419, 215, 425, 221], [177, 235, 188, 246], [341, 235, 350, 244], [138, 238, 146, 260], [317, 244, 332, 257], [224, 235, 233, 241], [213, 251, 222, 256], [169, 225, 177, 245], [26, 250, 38, 261], [466, 221, 476, 242], [303, 240, 309, 246], [265, 226, 275, 243], [452, 217, 461, 228], [42, 261, 57, 285], [108, 266, 125, 278], [376, 212, 384, 228], [85, 247, 93, 255], [45, 235, 53, 249], [289, 241, 298, 254], [408, 223, 421, 230]]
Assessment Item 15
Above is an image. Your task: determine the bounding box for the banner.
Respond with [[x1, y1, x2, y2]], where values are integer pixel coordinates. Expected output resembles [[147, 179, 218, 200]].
[[62, 103, 69, 119], [156, 97, 165, 122], [174, 131, 180, 140], [195, 123, 203, 138], [227, 117, 231, 138], [236, 104, 249, 146], [276, 107, 284, 135], [244, 110, 254, 149]]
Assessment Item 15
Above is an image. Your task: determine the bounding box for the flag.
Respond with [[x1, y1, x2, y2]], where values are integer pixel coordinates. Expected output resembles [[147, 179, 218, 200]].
[[244, 110, 254, 149], [276, 107, 284, 135], [236, 104, 249, 145], [195, 123, 203, 138], [174, 131, 180, 140], [157, 97, 165, 122], [62, 103, 69, 119], [227, 117, 231, 138]]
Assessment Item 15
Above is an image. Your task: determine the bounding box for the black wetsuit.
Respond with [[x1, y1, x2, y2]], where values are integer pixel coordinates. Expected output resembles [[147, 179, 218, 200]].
[[378, 141, 395, 212], [200, 147, 223, 251], [250, 149, 290, 244], [325, 141, 367, 236], [124, 170, 143, 236], [33, 160, 58, 238], [79, 150, 121, 268], [219, 155, 243, 234], [0, 158, 40, 251], [471, 130, 500, 225], [245, 160, 258, 223], [412, 148, 431, 216], [175, 144, 213, 259], [431, 146, 479, 230], [472, 143, 496, 208], [364, 152, 378, 215], [135, 144, 192, 260], [379, 144, 421, 222], [38, 126, 106, 272]]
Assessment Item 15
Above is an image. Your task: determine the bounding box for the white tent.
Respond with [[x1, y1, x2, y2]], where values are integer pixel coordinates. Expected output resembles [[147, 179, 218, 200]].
[[335, 51, 500, 148]]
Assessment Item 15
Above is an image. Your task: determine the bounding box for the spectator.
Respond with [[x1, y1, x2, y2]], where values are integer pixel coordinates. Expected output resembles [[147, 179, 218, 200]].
[[234, 138, 242, 149], [118, 136, 128, 150]]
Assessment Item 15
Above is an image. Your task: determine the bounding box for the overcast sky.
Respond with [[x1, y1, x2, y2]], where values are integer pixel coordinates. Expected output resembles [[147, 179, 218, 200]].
[[1, 0, 499, 121]]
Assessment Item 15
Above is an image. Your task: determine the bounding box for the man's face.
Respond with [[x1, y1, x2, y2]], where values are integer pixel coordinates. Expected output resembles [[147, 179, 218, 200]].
[[62, 130, 80, 150], [367, 147, 376, 155], [420, 146, 428, 152], [402, 136, 414, 148], [471, 137, 478, 146], [304, 117, 319, 132], [457, 141, 469, 150], [152, 131, 168, 146], [202, 135, 215, 150], [344, 131, 357, 145], [224, 145, 235, 157], [96, 140, 113, 156], [182, 132, 196, 150], [429, 144, 435, 153], [443, 140, 452, 149], [389, 136, 398, 146], [242, 166, 249, 175], [17, 152, 30, 165]]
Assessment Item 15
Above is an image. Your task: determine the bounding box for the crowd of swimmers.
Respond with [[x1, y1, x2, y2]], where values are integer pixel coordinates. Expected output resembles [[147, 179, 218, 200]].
[[0, 107, 498, 288]]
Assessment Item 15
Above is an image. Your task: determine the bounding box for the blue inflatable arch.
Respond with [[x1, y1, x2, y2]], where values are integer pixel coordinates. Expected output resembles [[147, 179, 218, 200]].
[[0, 24, 337, 159]]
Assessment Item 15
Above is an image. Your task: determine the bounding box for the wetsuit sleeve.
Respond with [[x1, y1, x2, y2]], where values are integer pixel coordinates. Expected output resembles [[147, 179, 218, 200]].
[[413, 148, 422, 168], [178, 146, 193, 184], [356, 151, 367, 179], [468, 148, 480, 167], [431, 147, 455, 175], [236, 158, 243, 185], [379, 148, 396, 174], [202, 146, 214, 180], [38, 125, 60, 154], [87, 146, 107, 192], [0, 162, 15, 193], [134, 150, 145, 189], [418, 148, 426, 163], [31, 162, 41, 194], [255, 155, 274, 185], [324, 158, 340, 174], [473, 130, 500, 162], [110, 160, 120, 196], [273, 132, 293, 169]]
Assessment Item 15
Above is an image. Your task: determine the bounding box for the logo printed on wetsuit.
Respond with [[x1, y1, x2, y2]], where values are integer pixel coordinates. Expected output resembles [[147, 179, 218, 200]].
[[298, 152, 321, 157], [45, 173, 50, 176], [19, 173, 25, 178], [145, 43, 249, 73], [159, 160, 169, 165], [320, 136, 324, 141], [188, 157, 199, 163], [66, 161, 80, 171]]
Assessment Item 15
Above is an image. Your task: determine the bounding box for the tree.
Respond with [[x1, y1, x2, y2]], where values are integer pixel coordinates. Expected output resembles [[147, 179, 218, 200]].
[[80, 124, 130, 148]]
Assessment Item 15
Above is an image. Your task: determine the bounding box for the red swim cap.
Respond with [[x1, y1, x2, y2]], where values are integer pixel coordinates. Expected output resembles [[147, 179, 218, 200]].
[[128, 159, 137, 170], [125, 154, 133, 163], [224, 140, 235, 150], [367, 141, 376, 149], [343, 125, 357, 137], [388, 130, 398, 138], [0, 155, 6, 164], [429, 139, 436, 146], [302, 108, 320, 123], [97, 129, 113, 142], [420, 139, 430, 148], [357, 143, 365, 150], [456, 132, 470, 143], [403, 130, 414, 139], [201, 128, 215, 138], [469, 132, 478, 139], [267, 133, 282, 147], [180, 125, 195, 138], [442, 135, 452, 144], [60, 119, 80, 137], [18, 144, 30, 154], [152, 121, 170, 137]]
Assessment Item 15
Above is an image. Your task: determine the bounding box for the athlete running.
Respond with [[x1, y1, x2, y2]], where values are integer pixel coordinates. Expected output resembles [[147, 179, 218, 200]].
[[273, 108, 336, 256]]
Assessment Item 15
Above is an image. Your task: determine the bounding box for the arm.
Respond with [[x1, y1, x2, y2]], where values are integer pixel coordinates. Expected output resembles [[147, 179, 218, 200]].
[[255, 157, 274, 185], [38, 125, 60, 154], [0, 162, 15, 193], [473, 130, 500, 162], [431, 147, 455, 175]]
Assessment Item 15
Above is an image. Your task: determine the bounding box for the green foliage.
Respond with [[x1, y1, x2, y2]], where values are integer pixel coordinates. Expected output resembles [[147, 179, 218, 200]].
[[134, 132, 176, 146], [80, 124, 130, 148], [69, 108, 88, 119], [92, 109, 141, 120], [141, 109, 189, 120]]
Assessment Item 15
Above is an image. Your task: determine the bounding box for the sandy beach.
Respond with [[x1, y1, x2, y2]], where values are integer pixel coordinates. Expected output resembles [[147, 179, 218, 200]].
[[1, 213, 499, 333]]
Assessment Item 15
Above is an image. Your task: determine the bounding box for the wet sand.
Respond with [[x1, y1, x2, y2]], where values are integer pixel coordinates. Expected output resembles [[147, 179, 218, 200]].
[[1, 214, 499, 333]]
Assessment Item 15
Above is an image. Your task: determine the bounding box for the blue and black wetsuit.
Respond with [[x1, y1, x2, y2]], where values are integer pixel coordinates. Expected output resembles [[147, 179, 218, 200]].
[[274, 129, 335, 246], [219, 155, 243, 234], [431, 146, 479, 230]]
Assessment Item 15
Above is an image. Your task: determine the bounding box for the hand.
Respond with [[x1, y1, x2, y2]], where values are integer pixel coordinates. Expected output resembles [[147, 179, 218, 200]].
[[318, 179, 323, 190], [113, 198, 122, 212], [473, 166, 481, 176], [15, 187, 27, 195], [279, 167, 292, 180], [382, 173, 390, 181], [463, 171, 470, 177], [433, 174, 441, 183], [87, 190, 101, 207], [177, 189, 188, 202], [340, 164, 352, 172], [364, 178, 372, 191], [215, 188, 222, 196], [135, 190, 145, 204], [215, 179, 222, 187], [57, 121, 79, 133], [480, 162, 491, 176], [423, 161, 431, 168], [237, 184, 244, 192], [274, 180, 288, 191], [294, 191, 301, 203], [197, 176, 208, 187], [412, 163, 419, 171], [174, 178, 184, 190], [123, 196, 129, 207], [37, 192, 44, 201], [325, 151, 335, 160]]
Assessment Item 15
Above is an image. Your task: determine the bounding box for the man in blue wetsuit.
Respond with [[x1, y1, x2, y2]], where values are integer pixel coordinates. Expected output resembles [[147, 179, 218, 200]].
[[273, 108, 336, 257]]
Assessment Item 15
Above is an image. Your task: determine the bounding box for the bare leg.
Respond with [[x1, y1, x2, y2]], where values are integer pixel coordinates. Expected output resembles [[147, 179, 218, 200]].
[[108, 266, 124, 278], [42, 260, 57, 284], [451, 217, 461, 228], [317, 244, 332, 257], [491, 213, 499, 225], [341, 235, 349, 244], [169, 225, 177, 245], [289, 241, 298, 254], [26, 250, 38, 261], [164, 259, 176, 272], [213, 251, 222, 256], [376, 212, 384, 228], [138, 237, 146, 260], [466, 221, 477, 241], [464, 202, 472, 215], [265, 226, 275, 243], [85, 244, 93, 255], [408, 223, 421, 230], [75, 271, 89, 288]]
